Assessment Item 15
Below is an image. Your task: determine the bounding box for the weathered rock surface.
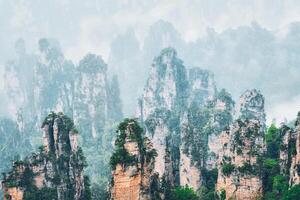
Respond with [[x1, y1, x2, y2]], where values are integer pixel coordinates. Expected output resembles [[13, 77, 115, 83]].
[[74, 53, 108, 139], [2, 112, 90, 200], [138, 48, 235, 191], [216, 90, 266, 200], [34, 39, 75, 126], [138, 47, 188, 186], [3, 187, 24, 200], [239, 89, 266, 127], [3, 38, 123, 190], [110, 119, 159, 200], [289, 112, 300, 186], [179, 68, 215, 190], [278, 125, 294, 176]]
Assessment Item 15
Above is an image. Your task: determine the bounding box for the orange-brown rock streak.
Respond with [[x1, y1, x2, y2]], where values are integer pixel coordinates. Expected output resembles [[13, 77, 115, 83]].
[[112, 165, 142, 200], [3, 187, 24, 200]]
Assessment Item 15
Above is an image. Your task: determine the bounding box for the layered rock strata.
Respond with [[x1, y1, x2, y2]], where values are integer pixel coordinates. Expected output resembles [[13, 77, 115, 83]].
[[110, 119, 159, 200]]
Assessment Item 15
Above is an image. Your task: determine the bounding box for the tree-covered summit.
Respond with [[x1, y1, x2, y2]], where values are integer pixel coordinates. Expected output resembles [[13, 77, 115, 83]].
[[2, 112, 91, 200]]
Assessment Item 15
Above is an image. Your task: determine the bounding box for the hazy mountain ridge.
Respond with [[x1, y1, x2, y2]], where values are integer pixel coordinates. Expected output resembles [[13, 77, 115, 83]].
[[1, 20, 300, 199], [108, 20, 300, 122], [111, 48, 300, 200], [0, 38, 123, 198], [2, 46, 300, 200]]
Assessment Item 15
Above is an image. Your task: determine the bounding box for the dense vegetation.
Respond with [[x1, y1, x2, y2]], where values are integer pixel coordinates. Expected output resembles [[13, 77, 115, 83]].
[[198, 168, 222, 200], [2, 113, 91, 200], [169, 186, 198, 200], [2, 38, 300, 200], [261, 124, 300, 200], [4, 159, 58, 200], [1, 38, 123, 199], [110, 118, 157, 170], [182, 89, 234, 169]]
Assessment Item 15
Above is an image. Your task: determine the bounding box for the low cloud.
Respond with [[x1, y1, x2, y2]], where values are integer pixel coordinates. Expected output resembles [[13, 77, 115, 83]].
[[266, 95, 300, 125]]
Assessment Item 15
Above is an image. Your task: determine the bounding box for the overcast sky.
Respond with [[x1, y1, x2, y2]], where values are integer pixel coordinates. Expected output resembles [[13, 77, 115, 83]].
[[1, 0, 300, 124], [1, 0, 300, 61]]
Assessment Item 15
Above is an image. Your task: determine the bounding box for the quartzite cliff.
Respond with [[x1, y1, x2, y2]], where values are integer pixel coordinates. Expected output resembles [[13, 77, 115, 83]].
[[136, 47, 300, 199], [3, 45, 300, 200], [2, 112, 91, 200], [110, 119, 159, 200]]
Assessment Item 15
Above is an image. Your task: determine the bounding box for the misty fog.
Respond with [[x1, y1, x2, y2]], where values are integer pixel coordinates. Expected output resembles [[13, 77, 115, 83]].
[[1, 0, 300, 123]]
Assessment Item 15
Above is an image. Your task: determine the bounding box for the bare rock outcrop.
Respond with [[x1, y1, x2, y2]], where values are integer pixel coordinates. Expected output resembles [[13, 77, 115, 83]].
[[138, 47, 188, 185], [2, 112, 90, 200], [110, 119, 159, 200], [2, 39, 123, 190], [138, 48, 235, 191], [180, 86, 234, 191], [289, 112, 300, 185], [216, 89, 266, 200]]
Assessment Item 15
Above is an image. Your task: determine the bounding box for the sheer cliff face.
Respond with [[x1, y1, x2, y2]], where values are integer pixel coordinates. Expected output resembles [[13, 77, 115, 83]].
[[4, 62, 28, 123], [74, 53, 108, 139], [2, 112, 90, 200], [180, 86, 234, 190], [110, 119, 159, 200], [140, 47, 188, 120], [3, 39, 123, 189], [4, 39, 35, 126], [216, 90, 266, 200], [206, 89, 235, 170], [187, 68, 216, 105], [289, 113, 300, 185], [239, 89, 266, 127], [4, 39, 76, 149], [139, 48, 188, 183], [279, 125, 293, 176], [136, 47, 300, 199], [180, 68, 216, 189], [74, 53, 116, 186], [34, 39, 75, 124], [139, 48, 234, 190]]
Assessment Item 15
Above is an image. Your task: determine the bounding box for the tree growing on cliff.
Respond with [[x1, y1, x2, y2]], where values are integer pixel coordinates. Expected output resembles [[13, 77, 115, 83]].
[[2, 112, 91, 200], [110, 118, 157, 170], [169, 186, 198, 200], [110, 118, 159, 200]]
